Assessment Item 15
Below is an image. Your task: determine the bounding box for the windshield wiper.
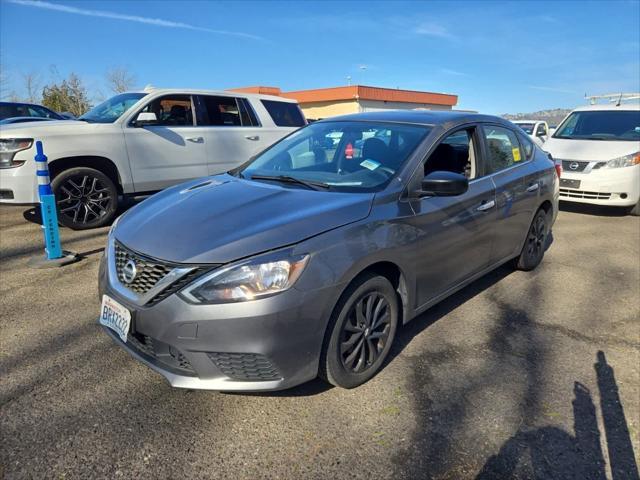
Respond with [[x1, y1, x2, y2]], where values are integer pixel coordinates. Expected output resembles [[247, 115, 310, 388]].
[[249, 174, 330, 191]]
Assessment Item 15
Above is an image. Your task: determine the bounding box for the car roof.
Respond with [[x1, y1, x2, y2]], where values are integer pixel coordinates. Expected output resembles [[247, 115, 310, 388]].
[[0, 101, 52, 108], [126, 88, 298, 103], [572, 103, 640, 112], [317, 109, 510, 127]]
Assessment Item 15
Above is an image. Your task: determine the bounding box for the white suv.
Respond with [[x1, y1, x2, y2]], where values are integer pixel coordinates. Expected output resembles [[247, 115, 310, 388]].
[[0, 88, 305, 229], [542, 100, 640, 215]]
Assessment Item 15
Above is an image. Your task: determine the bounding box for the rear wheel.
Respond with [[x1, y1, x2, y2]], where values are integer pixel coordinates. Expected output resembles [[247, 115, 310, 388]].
[[515, 209, 548, 271], [319, 273, 399, 389], [51, 167, 118, 230]]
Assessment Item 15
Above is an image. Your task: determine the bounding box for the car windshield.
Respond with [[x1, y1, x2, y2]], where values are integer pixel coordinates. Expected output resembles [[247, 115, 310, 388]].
[[239, 121, 430, 192], [79, 93, 147, 123], [553, 110, 640, 141], [515, 123, 535, 134]]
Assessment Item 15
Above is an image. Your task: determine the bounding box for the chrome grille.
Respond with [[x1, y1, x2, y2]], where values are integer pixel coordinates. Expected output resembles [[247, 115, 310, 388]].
[[114, 242, 173, 295], [561, 160, 589, 172]]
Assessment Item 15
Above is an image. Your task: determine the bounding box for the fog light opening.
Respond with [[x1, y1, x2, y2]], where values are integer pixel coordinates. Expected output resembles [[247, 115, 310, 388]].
[[620, 193, 628, 199]]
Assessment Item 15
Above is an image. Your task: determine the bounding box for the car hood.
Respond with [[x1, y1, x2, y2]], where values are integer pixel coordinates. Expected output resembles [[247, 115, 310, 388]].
[[0, 119, 91, 136], [115, 175, 374, 264], [543, 137, 640, 161]]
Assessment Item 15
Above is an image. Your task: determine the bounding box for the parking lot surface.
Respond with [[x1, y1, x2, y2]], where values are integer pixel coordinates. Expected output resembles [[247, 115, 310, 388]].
[[1, 203, 639, 479]]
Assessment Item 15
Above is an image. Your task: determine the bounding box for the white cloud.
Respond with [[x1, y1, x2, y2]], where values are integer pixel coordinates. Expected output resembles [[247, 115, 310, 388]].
[[528, 85, 579, 94], [439, 68, 467, 76], [6, 0, 265, 41], [414, 21, 453, 39]]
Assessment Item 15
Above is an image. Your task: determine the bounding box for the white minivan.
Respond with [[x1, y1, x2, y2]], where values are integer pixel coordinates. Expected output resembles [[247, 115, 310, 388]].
[[542, 99, 640, 215], [0, 88, 305, 229]]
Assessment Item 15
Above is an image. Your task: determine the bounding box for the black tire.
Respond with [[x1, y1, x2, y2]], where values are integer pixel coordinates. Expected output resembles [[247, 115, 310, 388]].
[[319, 273, 399, 389], [51, 167, 118, 230], [629, 200, 640, 216], [515, 208, 548, 271]]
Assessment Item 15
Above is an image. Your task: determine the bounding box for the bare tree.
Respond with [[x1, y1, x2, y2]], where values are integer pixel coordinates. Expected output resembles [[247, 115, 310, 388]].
[[106, 66, 136, 94], [23, 71, 41, 103]]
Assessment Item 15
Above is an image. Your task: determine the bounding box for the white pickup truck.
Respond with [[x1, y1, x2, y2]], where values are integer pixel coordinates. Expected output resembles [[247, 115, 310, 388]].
[[0, 88, 305, 229], [513, 120, 550, 147]]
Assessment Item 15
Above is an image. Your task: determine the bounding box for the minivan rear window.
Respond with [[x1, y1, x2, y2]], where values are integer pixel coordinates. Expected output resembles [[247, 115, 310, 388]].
[[553, 110, 640, 141], [261, 100, 306, 127]]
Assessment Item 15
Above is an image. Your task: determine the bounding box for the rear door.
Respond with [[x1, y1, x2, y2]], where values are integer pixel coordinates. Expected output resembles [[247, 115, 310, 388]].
[[409, 125, 497, 307], [195, 94, 274, 174], [479, 124, 541, 263], [124, 94, 209, 192]]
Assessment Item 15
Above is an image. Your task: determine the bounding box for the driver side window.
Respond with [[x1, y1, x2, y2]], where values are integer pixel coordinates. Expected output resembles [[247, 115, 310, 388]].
[[138, 95, 193, 126], [424, 129, 477, 179]]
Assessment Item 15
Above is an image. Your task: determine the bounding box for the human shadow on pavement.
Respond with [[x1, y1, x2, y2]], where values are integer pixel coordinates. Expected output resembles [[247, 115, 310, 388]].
[[476, 351, 639, 480]]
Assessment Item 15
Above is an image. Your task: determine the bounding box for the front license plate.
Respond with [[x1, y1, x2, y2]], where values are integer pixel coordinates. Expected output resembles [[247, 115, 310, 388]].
[[99, 295, 131, 343], [560, 178, 581, 189]]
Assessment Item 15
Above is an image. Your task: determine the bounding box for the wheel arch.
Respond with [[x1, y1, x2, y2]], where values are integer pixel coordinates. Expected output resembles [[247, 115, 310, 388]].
[[49, 156, 123, 193], [337, 260, 411, 325]]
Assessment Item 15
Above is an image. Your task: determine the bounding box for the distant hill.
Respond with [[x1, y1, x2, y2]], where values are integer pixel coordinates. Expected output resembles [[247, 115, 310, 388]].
[[503, 108, 572, 127]]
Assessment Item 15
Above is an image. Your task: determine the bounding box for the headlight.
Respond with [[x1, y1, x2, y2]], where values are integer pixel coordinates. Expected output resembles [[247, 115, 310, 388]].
[[605, 152, 640, 168], [180, 253, 309, 304], [0, 138, 33, 168]]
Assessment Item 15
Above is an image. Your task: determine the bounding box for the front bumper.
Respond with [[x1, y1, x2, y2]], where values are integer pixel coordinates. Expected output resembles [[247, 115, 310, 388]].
[[559, 164, 640, 207], [98, 252, 341, 392], [0, 161, 38, 204]]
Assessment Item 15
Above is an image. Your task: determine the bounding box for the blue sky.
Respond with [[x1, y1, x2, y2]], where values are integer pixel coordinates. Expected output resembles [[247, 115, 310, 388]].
[[1, 0, 639, 114]]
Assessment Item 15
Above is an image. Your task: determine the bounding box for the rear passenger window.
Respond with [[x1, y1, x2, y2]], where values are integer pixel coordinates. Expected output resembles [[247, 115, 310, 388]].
[[261, 100, 306, 127], [482, 126, 524, 174], [238, 98, 260, 127], [519, 133, 535, 160], [199, 96, 242, 126]]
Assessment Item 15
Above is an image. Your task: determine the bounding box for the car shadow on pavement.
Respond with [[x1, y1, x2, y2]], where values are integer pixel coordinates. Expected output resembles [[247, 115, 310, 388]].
[[559, 201, 631, 217], [476, 351, 639, 480], [21, 196, 138, 227]]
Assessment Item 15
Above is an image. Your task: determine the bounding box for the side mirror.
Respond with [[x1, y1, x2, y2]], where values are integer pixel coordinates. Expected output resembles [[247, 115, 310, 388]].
[[417, 171, 469, 197], [134, 111, 158, 127]]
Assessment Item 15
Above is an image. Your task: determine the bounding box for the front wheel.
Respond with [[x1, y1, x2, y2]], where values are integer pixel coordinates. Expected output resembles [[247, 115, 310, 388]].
[[51, 167, 118, 230], [515, 209, 548, 271], [319, 273, 399, 389], [629, 200, 640, 216]]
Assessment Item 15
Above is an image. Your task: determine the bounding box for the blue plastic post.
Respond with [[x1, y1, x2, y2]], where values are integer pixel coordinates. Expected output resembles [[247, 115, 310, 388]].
[[35, 141, 63, 259]]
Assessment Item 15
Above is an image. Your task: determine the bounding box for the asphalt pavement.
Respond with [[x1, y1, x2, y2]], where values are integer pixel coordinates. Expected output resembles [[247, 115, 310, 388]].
[[1, 202, 638, 479]]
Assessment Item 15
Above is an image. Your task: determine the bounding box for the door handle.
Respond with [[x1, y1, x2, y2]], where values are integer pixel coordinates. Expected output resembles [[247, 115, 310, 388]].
[[186, 136, 204, 143], [245, 135, 260, 141], [476, 200, 495, 212], [526, 182, 540, 192]]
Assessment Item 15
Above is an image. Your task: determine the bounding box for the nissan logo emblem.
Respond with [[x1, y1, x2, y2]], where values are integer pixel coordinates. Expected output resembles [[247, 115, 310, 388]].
[[569, 162, 579, 170], [122, 259, 138, 284]]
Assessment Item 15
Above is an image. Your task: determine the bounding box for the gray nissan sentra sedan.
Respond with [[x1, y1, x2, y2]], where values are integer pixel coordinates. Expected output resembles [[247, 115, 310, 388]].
[[98, 110, 559, 391]]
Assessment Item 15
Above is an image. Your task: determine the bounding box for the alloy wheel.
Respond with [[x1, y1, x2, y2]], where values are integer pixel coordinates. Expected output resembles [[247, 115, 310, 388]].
[[526, 214, 546, 262], [340, 291, 392, 373], [56, 174, 112, 226]]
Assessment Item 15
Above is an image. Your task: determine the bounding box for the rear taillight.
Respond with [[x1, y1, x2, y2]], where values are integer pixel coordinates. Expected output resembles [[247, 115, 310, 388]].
[[547, 153, 561, 178]]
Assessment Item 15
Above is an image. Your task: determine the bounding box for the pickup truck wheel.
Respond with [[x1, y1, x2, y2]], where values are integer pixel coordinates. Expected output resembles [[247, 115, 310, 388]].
[[51, 167, 118, 230]]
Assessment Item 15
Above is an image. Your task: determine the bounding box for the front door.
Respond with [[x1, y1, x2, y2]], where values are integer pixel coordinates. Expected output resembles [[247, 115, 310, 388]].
[[125, 94, 209, 192], [408, 127, 496, 308]]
